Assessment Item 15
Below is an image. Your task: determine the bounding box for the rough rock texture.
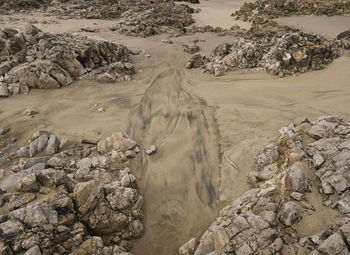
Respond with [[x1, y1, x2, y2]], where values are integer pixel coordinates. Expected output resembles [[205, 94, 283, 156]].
[[0, 131, 142, 254], [233, 0, 350, 22], [181, 116, 350, 254], [111, 1, 194, 37], [198, 21, 339, 77], [0, 25, 134, 96]]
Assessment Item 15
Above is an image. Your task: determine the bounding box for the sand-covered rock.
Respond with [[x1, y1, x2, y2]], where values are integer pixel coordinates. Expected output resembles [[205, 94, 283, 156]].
[[181, 116, 350, 254], [234, 0, 350, 22], [0, 130, 143, 254], [0, 25, 134, 96], [198, 21, 339, 77]]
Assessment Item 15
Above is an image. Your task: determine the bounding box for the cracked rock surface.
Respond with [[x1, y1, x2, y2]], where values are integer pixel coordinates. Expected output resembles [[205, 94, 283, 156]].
[[180, 116, 350, 255], [0, 130, 143, 254]]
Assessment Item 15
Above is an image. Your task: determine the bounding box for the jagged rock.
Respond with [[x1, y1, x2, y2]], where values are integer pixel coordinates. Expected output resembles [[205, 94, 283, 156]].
[[186, 53, 205, 69], [179, 237, 198, 255], [9, 202, 58, 227], [8, 192, 36, 210], [278, 202, 301, 227], [97, 133, 137, 154], [233, 0, 350, 22], [184, 42, 200, 54], [74, 180, 101, 216], [0, 144, 19, 155], [318, 232, 348, 254], [0, 156, 11, 168], [24, 246, 42, 255], [0, 25, 133, 96], [0, 219, 24, 237], [47, 157, 65, 168]]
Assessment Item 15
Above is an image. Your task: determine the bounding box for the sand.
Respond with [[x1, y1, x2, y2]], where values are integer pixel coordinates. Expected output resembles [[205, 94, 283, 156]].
[[1, 0, 350, 254]]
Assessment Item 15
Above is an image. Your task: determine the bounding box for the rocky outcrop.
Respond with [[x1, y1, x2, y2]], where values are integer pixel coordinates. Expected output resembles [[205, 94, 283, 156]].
[[180, 116, 350, 254], [110, 1, 194, 37], [0, 131, 143, 254], [196, 21, 339, 77], [0, 25, 134, 96], [233, 0, 350, 22]]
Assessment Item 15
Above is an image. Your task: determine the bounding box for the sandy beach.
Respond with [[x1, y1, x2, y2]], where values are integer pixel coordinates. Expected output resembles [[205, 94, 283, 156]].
[[1, 0, 350, 254]]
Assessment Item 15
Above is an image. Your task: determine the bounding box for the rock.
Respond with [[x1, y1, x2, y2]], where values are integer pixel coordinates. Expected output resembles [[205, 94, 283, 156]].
[[278, 202, 301, 227], [81, 27, 97, 33], [129, 219, 143, 238], [287, 162, 310, 193], [24, 107, 39, 116], [105, 186, 137, 210], [0, 144, 18, 155], [318, 232, 348, 254], [96, 107, 104, 112], [47, 157, 65, 168], [24, 246, 42, 255], [290, 192, 304, 201], [0, 82, 9, 97], [337, 29, 350, 40], [8, 192, 36, 210], [179, 237, 198, 255], [0, 26, 134, 96], [186, 53, 205, 69], [184, 42, 200, 54], [0, 219, 24, 237], [0, 156, 11, 168], [74, 180, 101, 215], [97, 72, 115, 83], [146, 145, 157, 155], [313, 153, 325, 169]]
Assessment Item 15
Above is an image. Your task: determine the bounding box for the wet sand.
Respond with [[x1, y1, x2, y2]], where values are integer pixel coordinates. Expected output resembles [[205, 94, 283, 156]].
[[1, 1, 350, 254]]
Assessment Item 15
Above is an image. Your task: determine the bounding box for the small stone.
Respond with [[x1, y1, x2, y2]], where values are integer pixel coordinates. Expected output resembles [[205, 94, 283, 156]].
[[290, 192, 304, 201], [313, 153, 325, 169], [97, 107, 104, 112], [318, 232, 347, 254], [47, 157, 66, 168], [24, 107, 39, 116], [146, 145, 157, 155]]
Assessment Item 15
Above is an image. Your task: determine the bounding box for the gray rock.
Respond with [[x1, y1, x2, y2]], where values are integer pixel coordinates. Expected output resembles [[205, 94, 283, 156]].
[[17, 146, 30, 158], [9, 202, 58, 227], [24, 246, 42, 255], [19, 157, 49, 169], [318, 232, 348, 254], [336, 196, 350, 214], [0, 156, 11, 168], [288, 162, 310, 193], [47, 157, 65, 168], [74, 180, 101, 215], [313, 153, 325, 169], [106, 186, 137, 210], [340, 223, 350, 244], [278, 202, 301, 227], [44, 135, 59, 155], [0, 144, 19, 155], [8, 192, 36, 210], [0, 219, 24, 237]]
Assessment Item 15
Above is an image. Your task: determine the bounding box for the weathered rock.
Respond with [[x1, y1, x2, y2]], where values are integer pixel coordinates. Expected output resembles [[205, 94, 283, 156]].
[[287, 162, 310, 193], [278, 202, 301, 227], [0, 25, 134, 96], [0, 156, 11, 168], [179, 237, 198, 255], [184, 42, 200, 54], [0, 219, 24, 237], [318, 232, 348, 254], [24, 246, 42, 255], [145, 145, 157, 155]]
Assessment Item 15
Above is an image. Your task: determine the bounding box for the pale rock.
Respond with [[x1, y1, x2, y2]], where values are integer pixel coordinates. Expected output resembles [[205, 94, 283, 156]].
[[24, 107, 39, 116], [278, 202, 301, 227]]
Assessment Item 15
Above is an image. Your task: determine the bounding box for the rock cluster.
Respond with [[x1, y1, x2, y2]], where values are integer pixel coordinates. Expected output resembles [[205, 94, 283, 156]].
[[0, 131, 143, 254], [110, 1, 194, 37], [188, 21, 339, 77], [180, 116, 350, 254], [0, 25, 134, 96], [233, 0, 350, 22]]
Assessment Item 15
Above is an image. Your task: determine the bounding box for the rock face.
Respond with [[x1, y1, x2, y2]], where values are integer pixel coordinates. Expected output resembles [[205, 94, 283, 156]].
[[198, 21, 339, 77], [0, 25, 134, 96], [180, 116, 350, 254], [233, 0, 350, 22], [0, 130, 143, 254]]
